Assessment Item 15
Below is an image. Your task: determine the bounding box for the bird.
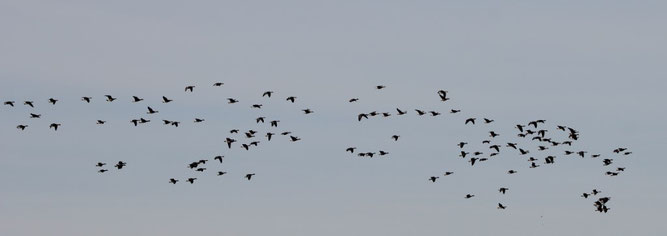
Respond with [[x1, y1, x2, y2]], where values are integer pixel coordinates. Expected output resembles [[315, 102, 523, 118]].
[[169, 179, 179, 184], [465, 194, 475, 199], [379, 151, 389, 156], [139, 118, 150, 124], [450, 109, 461, 113], [146, 106, 158, 114], [81, 97, 92, 103], [217, 171, 227, 176], [23, 101, 34, 107], [489, 145, 500, 152], [444, 172, 454, 176], [346, 147, 357, 153], [114, 161, 127, 169], [96, 162, 106, 167], [132, 96, 144, 102], [227, 98, 239, 104], [105, 95, 117, 102], [497, 203, 506, 209], [48, 98, 58, 105], [194, 118, 205, 123], [286, 96, 296, 103], [458, 142, 467, 148], [302, 109, 314, 114], [358, 113, 369, 121], [429, 111, 441, 116], [131, 119, 139, 126], [162, 96, 173, 103], [96, 120, 106, 125], [376, 85, 386, 90], [391, 135, 400, 141], [185, 86, 195, 92], [437, 90, 449, 102], [29, 113, 41, 118], [225, 138, 236, 149], [245, 173, 256, 180], [16, 125, 28, 130], [187, 178, 197, 184], [489, 131, 500, 138], [214, 156, 224, 163], [262, 91, 274, 97], [213, 82, 224, 87], [290, 136, 301, 142], [506, 143, 518, 149], [465, 118, 476, 125], [49, 123, 61, 131], [499, 187, 509, 194], [507, 170, 518, 174], [98, 169, 108, 173], [252, 104, 263, 109], [349, 98, 359, 102], [415, 109, 426, 116], [429, 176, 439, 182], [483, 118, 494, 124], [396, 108, 407, 115]]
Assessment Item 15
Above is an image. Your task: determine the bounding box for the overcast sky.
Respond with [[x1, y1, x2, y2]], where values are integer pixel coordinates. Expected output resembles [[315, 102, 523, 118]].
[[1, 1, 666, 235]]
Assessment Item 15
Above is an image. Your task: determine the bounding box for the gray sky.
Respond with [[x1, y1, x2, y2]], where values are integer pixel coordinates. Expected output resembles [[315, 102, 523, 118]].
[[1, 1, 666, 235]]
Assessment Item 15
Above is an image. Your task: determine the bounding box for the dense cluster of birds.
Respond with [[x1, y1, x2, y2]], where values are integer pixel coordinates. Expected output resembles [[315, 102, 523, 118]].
[[2, 83, 634, 213]]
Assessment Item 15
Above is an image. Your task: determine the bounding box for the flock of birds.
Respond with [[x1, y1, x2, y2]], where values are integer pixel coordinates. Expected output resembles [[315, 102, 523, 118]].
[[2, 83, 633, 214]]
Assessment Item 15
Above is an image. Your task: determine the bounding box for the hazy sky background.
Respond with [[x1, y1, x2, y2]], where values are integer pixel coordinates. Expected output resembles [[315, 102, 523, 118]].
[[1, 1, 666, 235]]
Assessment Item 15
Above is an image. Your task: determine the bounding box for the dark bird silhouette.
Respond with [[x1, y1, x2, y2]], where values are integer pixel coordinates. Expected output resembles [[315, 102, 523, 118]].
[[346, 147, 356, 153], [230, 129, 239, 133], [519, 149, 529, 155], [506, 143, 518, 149], [146, 106, 158, 114], [450, 109, 461, 113], [498, 203, 507, 209], [286, 96, 296, 103], [303, 109, 314, 114], [358, 113, 369, 121], [379, 151, 389, 156], [114, 161, 127, 169], [263, 91, 274, 97], [444, 172, 454, 176], [29, 113, 41, 118], [290, 136, 301, 142], [465, 118, 476, 125], [458, 142, 467, 148], [396, 108, 407, 115], [139, 118, 150, 124], [516, 124, 525, 133], [162, 96, 173, 103], [227, 98, 239, 104], [23, 101, 33, 107], [483, 118, 494, 124], [131, 119, 139, 126], [256, 117, 265, 123], [96, 162, 106, 167], [98, 169, 108, 173], [16, 125, 28, 130], [429, 176, 439, 182], [185, 86, 195, 92], [213, 82, 224, 87], [217, 171, 227, 176], [266, 132, 274, 141], [507, 170, 518, 174], [49, 123, 61, 131], [281, 132, 291, 135], [48, 98, 58, 105], [437, 90, 449, 102], [132, 96, 144, 102], [252, 104, 263, 109], [415, 109, 426, 116], [465, 194, 475, 199], [429, 111, 441, 116], [187, 178, 197, 184], [489, 131, 500, 138], [97, 120, 106, 125], [225, 138, 236, 149], [490, 145, 500, 152], [214, 156, 224, 163], [349, 98, 359, 102], [270, 120, 279, 127], [194, 118, 205, 123], [195, 168, 206, 172], [499, 187, 509, 194], [391, 135, 400, 141], [245, 173, 256, 180], [105, 95, 117, 102], [376, 85, 386, 90], [82, 97, 92, 103], [169, 178, 179, 184]]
